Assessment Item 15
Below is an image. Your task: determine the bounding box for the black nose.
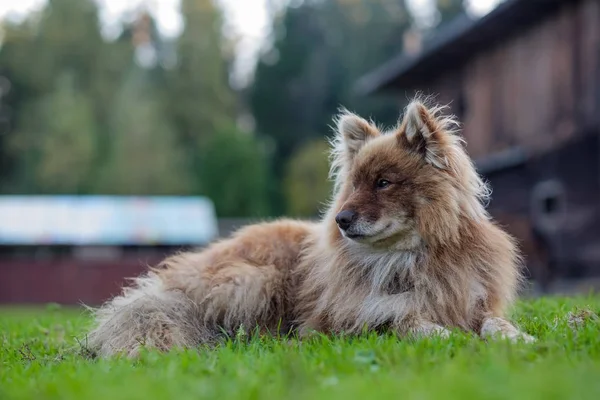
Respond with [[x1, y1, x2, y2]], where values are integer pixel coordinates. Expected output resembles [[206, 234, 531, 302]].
[[335, 210, 357, 230]]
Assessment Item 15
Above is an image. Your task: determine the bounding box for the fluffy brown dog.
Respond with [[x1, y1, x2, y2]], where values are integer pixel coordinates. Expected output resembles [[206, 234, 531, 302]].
[[87, 99, 534, 357]]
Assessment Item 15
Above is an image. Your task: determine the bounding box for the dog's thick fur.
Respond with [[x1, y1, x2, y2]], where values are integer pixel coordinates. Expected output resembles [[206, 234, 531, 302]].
[[87, 99, 534, 357]]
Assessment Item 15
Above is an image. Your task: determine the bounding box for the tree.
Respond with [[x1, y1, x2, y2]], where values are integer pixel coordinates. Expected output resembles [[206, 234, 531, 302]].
[[15, 0, 103, 95], [0, 0, 289, 219], [284, 140, 332, 217], [167, 0, 234, 145], [159, 0, 239, 200], [95, 69, 191, 195], [196, 127, 271, 217], [0, 0, 106, 193], [251, 4, 327, 167], [9, 73, 97, 194], [0, 21, 36, 191]]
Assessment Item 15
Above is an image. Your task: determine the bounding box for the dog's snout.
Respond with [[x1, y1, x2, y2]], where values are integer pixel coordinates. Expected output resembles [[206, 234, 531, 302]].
[[335, 210, 357, 230]]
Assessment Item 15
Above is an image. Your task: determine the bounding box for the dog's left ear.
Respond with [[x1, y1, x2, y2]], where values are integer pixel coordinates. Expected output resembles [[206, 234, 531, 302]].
[[336, 110, 380, 161], [397, 100, 457, 169]]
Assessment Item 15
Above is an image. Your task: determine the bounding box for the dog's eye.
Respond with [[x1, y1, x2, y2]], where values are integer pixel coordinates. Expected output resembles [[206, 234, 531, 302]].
[[376, 179, 391, 189]]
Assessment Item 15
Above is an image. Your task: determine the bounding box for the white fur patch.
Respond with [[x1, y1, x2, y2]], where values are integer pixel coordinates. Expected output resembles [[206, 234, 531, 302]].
[[412, 321, 451, 338], [344, 245, 416, 293], [480, 317, 536, 343], [356, 293, 412, 328]]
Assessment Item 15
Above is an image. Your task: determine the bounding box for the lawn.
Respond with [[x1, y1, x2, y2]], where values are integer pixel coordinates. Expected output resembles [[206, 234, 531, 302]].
[[1, 296, 600, 400]]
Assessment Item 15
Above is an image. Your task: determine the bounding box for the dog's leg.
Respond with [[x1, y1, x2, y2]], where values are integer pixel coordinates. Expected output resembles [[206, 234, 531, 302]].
[[348, 293, 452, 340], [86, 273, 213, 358], [480, 317, 536, 343], [409, 320, 451, 338]]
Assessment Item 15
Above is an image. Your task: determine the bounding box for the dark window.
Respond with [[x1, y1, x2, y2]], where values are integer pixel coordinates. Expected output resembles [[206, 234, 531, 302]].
[[531, 180, 566, 231], [542, 195, 560, 215]]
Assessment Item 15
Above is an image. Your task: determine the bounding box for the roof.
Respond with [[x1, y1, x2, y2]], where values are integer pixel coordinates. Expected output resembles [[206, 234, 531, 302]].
[[355, 0, 575, 95], [0, 195, 218, 246], [475, 147, 527, 175]]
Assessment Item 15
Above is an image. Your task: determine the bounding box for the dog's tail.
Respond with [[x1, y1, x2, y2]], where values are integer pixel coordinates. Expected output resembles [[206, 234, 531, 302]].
[[84, 272, 214, 358]]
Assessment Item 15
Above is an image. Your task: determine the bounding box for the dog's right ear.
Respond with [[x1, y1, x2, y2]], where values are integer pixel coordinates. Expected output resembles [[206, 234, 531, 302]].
[[396, 100, 458, 169], [336, 110, 379, 160]]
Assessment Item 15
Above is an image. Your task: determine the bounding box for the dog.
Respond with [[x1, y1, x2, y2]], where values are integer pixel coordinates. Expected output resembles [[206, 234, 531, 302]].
[[87, 98, 534, 357]]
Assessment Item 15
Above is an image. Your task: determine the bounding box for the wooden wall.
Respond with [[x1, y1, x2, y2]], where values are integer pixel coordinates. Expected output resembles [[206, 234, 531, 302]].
[[483, 133, 600, 287], [402, 0, 600, 287], [419, 0, 600, 160]]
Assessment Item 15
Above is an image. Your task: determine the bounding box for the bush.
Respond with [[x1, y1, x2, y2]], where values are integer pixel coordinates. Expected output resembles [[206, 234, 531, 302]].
[[197, 128, 271, 217], [284, 139, 332, 217]]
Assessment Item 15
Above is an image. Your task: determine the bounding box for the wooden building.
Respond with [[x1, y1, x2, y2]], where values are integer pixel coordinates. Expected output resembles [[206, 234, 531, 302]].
[[0, 196, 218, 305], [356, 0, 600, 291]]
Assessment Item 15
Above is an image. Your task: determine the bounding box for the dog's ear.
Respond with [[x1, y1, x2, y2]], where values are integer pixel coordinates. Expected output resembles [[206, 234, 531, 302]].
[[336, 110, 379, 160], [397, 100, 458, 169]]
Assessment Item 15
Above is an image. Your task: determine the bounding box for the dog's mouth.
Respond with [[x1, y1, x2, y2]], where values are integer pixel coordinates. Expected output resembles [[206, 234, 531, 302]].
[[343, 222, 419, 250], [345, 232, 365, 240], [343, 223, 392, 242]]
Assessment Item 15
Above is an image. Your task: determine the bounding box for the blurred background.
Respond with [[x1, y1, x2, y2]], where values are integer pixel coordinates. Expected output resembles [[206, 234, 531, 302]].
[[0, 0, 598, 305]]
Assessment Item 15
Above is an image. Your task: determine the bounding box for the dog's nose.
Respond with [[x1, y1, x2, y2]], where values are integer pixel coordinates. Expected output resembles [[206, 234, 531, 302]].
[[335, 210, 357, 231]]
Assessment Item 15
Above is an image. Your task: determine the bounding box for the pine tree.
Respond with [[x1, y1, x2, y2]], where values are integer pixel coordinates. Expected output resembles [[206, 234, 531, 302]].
[[0, 0, 104, 193], [10, 73, 96, 194], [95, 69, 191, 195], [167, 0, 234, 145]]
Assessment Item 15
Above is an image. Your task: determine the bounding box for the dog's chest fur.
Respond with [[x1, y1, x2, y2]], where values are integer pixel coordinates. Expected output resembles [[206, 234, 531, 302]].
[[303, 245, 487, 332]]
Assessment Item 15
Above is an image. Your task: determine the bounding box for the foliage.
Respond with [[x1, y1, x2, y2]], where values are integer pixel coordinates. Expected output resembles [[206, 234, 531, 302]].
[[0, 0, 467, 215], [284, 140, 332, 217], [9, 73, 97, 194], [0, 0, 249, 213], [166, 0, 235, 146], [1, 296, 600, 399], [94, 69, 192, 195], [0, 0, 105, 193], [196, 127, 271, 217]]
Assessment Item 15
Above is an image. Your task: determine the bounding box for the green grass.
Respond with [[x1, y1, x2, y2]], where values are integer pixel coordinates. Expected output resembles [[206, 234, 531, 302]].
[[1, 296, 600, 400]]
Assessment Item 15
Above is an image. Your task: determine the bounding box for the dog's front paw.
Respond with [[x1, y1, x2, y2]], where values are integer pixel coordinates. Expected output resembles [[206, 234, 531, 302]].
[[481, 317, 536, 343], [515, 331, 536, 343], [494, 329, 537, 344], [412, 321, 451, 339]]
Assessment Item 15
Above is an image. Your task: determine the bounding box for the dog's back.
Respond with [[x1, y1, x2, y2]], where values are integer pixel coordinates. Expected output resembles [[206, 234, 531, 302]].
[[87, 219, 317, 357]]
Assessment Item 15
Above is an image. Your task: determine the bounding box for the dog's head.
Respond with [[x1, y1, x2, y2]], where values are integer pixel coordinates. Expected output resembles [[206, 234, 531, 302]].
[[329, 99, 490, 250]]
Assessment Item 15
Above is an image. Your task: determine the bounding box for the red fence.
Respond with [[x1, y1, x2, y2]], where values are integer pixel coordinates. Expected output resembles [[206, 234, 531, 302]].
[[0, 219, 260, 306], [0, 257, 163, 306]]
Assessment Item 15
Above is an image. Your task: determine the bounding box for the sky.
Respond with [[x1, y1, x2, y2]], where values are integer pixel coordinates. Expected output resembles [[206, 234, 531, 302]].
[[0, 0, 501, 86]]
